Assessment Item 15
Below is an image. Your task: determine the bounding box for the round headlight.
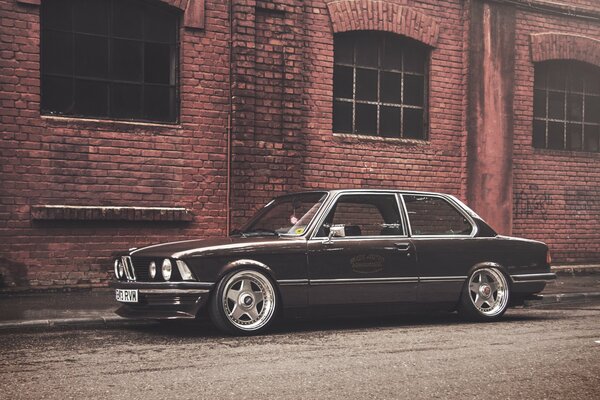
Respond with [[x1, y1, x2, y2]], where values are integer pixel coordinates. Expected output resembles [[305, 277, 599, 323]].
[[161, 259, 172, 281], [149, 261, 157, 279], [114, 259, 124, 279]]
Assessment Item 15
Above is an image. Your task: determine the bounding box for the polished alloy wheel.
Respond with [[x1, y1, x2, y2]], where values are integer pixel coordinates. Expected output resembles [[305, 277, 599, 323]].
[[467, 268, 509, 317], [221, 270, 276, 331]]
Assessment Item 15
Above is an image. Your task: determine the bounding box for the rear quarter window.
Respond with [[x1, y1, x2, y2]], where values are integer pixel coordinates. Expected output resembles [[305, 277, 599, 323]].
[[403, 195, 473, 236]]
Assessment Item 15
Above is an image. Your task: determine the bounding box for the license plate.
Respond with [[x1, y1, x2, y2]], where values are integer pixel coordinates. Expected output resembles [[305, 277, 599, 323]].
[[115, 289, 138, 303]]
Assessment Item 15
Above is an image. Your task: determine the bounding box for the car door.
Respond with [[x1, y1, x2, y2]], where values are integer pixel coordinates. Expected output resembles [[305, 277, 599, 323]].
[[401, 194, 478, 303], [307, 192, 418, 306]]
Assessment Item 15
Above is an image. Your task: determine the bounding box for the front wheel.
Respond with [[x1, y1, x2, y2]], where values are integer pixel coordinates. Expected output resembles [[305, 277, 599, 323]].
[[209, 269, 278, 335], [458, 267, 510, 321]]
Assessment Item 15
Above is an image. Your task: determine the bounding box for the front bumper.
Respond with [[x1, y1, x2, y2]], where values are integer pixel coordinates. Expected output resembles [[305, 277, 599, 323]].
[[110, 281, 214, 320]]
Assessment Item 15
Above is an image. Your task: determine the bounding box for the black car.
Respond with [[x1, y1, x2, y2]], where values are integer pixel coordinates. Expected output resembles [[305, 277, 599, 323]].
[[111, 189, 555, 334]]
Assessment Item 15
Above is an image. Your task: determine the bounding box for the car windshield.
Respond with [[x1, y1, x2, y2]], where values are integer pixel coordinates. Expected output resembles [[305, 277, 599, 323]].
[[236, 192, 328, 236]]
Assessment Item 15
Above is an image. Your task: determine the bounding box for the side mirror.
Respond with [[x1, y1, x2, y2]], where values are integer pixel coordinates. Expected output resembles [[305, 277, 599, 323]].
[[324, 225, 345, 244]]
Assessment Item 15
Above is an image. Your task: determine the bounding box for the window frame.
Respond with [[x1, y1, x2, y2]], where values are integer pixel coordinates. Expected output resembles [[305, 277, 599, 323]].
[[332, 31, 430, 140], [40, 0, 180, 124], [311, 192, 409, 239], [400, 194, 476, 238], [532, 60, 600, 153]]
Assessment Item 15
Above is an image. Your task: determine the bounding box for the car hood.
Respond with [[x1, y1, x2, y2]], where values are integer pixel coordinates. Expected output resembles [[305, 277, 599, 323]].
[[129, 235, 302, 259]]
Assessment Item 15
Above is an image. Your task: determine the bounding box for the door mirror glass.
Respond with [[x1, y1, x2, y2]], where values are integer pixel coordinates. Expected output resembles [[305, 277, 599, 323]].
[[328, 225, 346, 239]]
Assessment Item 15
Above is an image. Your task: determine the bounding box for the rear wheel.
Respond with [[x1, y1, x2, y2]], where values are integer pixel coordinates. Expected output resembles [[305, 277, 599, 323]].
[[458, 267, 510, 321], [209, 269, 278, 335]]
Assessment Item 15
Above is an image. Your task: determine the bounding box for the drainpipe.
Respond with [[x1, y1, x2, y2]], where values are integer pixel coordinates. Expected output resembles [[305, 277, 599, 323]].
[[226, 0, 234, 235]]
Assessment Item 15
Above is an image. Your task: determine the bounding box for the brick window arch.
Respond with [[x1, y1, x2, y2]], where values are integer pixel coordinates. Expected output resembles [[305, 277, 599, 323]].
[[40, 0, 180, 123], [327, 1, 437, 138], [333, 31, 429, 138]]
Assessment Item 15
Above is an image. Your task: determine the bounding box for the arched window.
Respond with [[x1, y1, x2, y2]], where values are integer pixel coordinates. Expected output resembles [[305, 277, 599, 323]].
[[533, 61, 600, 152], [41, 0, 179, 123], [333, 31, 429, 139]]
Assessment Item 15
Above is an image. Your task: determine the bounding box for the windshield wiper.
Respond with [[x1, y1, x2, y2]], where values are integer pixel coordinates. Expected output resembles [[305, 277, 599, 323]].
[[241, 228, 280, 237], [229, 229, 247, 238]]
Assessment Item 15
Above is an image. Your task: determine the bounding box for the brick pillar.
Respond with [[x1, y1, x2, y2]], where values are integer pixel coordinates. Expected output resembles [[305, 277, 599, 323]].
[[467, 1, 516, 235]]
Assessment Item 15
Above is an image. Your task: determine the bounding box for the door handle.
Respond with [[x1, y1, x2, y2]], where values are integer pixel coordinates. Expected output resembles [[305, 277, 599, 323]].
[[394, 243, 411, 252]]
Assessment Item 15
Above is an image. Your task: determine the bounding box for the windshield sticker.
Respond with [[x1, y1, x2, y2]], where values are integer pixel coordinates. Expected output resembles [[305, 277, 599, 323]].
[[294, 228, 305, 235]]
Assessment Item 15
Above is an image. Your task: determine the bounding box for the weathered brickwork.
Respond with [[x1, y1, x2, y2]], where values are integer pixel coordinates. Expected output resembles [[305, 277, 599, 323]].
[[512, 4, 600, 263], [1, 0, 599, 289], [0, 0, 230, 288]]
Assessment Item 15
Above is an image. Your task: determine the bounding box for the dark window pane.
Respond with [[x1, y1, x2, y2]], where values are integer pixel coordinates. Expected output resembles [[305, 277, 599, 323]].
[[145, 43, 172, 84], [547, 121, 565, 149], [380, 106, 400, 138], [534, 65, 546, 89], [74, 34, 108, 78], [334, 34, 354, 65], [42, 76, 73, 114], [145, 5, 176, 43], [567, 71, 583, 93], [547, 64, 566, 91], [112, 39, 143, 81], [111, 83, 142, 119], [333, 65, 353, 99], [584, 95, 600, 123], [73, 0, 108, 34], [74, 79, 108, 116], [404, 75, 424, 106], [586, 70, 600, 95], [42, 0, 72, 31], [355, 68, 377, 101], [532, 119, 546, 148], [533, 89, 546, 118], [355, 34, 378, 68], [403, 48, 426, 73], [567, 93, 583, 121], [382, 38, 402, 70], [567, 123, 582, 150], [403, 108, 424, 139], [355, 103, 377, 135], [548, 91, 565, 119], [112, 0, 143, 39], [333, 101, 352, 133], [42, 30, 72, 74], [380, 72, 401, 103], [584, 125, 599, 152], [144, 85, 174, 121]]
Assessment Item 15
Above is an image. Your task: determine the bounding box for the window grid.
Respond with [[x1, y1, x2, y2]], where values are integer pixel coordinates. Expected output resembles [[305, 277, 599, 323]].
[[333, 32, 428, 139], [41, 0, 179, 123], [533, 61, 600, 152]]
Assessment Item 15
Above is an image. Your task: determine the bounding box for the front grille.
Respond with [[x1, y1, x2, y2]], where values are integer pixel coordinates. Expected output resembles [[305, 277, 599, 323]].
[[130, 257, 182, 282]]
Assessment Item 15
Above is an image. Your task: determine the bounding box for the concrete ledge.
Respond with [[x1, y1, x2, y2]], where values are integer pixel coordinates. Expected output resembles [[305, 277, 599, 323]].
[[0, 316, 155, 331], [31, 205, 194, 222], [552, 265, 600, 275], [524, 292, 600, 307]]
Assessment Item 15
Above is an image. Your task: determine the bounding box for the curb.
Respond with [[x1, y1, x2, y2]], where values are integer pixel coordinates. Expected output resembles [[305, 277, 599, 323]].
[[524, 291, 600, 307], [551, 265, 600, 275], [0, 316, 156, 331]]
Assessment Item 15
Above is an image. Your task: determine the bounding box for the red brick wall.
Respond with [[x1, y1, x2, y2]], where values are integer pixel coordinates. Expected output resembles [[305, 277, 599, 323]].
[[302, 0, 469, 196], [0, 0, 230, 288], [1, 0, 599, 289], [512, 5, 600, 263]]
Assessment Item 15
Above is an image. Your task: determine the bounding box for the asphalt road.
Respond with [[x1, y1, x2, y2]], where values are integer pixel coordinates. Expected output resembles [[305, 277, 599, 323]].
[[1, 305, 599, 400]]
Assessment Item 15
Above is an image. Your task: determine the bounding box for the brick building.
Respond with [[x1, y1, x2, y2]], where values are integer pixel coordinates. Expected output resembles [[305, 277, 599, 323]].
[[1, 0, 599, 289]]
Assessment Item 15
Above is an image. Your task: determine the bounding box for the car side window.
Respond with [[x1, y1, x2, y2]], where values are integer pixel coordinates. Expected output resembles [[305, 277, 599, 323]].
[[317, 194, 404, 237], [403, 195, 473, 236]]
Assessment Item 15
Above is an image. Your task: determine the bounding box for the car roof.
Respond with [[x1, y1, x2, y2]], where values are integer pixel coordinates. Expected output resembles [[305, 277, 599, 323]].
[[277, 189, 452, 197]]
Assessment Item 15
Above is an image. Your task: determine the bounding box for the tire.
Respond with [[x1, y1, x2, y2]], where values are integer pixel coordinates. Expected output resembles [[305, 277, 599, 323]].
[[458, 267, 510, 321], [209, 269, 278, 335]]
